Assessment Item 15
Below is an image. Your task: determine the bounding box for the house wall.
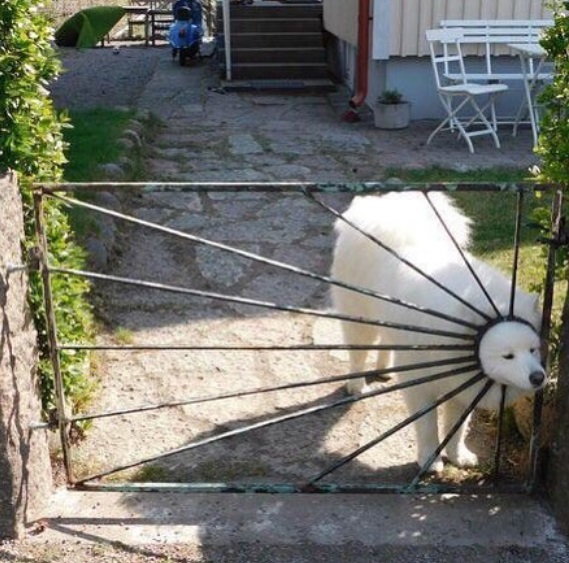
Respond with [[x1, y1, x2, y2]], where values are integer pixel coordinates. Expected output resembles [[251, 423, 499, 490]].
[[384, 0, 550, 58], [323, 0, 359, 46], [324, 0, 550, 118], [373, 56, 529, 120]]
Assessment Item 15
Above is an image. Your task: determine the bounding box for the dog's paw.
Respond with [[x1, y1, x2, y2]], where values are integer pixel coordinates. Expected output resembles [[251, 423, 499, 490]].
[[345, 378, 369, 396], [447, 446, 478, 468], [418, 454, 445, 474]]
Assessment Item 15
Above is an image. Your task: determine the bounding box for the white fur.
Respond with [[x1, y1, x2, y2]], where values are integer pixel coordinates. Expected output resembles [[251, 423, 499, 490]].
[[331, 192, 546, 472]]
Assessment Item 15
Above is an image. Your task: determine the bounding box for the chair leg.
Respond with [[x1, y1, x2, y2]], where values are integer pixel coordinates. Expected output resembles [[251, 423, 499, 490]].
[[428, 95, 475, 153], [468, 96, 501, 149]]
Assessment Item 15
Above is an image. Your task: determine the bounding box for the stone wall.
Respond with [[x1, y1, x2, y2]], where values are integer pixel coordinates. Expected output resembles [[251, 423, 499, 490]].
[[0, 172, 52, 540]]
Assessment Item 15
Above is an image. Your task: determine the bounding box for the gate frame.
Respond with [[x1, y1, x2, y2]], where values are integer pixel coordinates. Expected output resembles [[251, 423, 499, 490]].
[[32, 181, 563, 495]]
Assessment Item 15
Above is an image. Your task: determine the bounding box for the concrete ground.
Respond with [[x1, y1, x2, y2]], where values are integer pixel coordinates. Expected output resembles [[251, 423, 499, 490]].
[[27, 47, 569, 561]]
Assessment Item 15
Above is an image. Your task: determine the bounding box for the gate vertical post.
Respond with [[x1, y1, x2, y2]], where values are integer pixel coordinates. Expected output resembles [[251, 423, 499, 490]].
[[530, 190, 562, 491], [548, 190, 569, 533], [0, 172, 52, 539], [33, 190, 74, 484]]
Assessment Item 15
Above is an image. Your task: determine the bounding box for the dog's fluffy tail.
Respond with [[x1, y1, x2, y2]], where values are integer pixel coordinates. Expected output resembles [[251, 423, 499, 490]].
[[334, 192, 472, 254]]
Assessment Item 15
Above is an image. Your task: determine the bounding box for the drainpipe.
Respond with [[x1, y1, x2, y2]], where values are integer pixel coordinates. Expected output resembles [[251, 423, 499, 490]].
[[342, 0, 371, 122]]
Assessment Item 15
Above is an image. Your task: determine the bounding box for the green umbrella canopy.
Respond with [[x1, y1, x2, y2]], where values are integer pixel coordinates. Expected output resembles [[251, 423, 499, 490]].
[[55, 6, 126, 48]]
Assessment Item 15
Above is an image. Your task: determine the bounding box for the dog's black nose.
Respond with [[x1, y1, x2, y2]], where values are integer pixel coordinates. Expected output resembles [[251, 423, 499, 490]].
[[529, 371, 545, 388]]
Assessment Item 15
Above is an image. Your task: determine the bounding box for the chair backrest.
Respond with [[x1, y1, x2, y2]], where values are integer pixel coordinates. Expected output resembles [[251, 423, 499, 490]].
[[425, 29, 467, 89]]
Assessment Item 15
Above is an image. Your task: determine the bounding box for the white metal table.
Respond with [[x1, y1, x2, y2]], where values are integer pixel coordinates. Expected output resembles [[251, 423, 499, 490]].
[[508, 42, 550, 146]]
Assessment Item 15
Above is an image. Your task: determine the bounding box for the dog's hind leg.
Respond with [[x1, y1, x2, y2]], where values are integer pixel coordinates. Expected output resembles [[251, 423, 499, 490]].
[[341, 321, 376, 395], [442, 400, 478, 467], [401, 388, 445, 473]]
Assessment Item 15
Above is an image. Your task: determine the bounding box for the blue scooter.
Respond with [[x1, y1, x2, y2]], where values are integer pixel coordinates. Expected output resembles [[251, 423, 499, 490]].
[[169, 0, 203, 66]]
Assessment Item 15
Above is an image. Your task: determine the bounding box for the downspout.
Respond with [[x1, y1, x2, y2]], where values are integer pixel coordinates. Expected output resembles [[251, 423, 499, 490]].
[[342, 0, 371, 122]]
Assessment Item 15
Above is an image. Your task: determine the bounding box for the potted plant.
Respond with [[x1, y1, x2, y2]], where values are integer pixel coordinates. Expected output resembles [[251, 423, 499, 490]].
[[373, 89, 411, 130]]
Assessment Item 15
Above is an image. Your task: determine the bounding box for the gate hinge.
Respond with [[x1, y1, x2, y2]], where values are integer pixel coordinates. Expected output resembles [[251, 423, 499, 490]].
[[27, 246, 42, 271]]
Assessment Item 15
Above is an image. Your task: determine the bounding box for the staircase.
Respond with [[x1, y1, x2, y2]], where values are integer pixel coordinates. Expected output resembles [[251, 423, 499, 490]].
[[217, 1, 332, 87]]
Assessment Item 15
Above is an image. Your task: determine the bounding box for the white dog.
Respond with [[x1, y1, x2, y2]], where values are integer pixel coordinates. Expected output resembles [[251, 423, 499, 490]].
[[331, 192, 546, 472]]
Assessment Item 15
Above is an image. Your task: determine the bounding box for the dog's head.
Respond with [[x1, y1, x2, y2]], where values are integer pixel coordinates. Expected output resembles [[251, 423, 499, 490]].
[[478, 321, 546, 391]]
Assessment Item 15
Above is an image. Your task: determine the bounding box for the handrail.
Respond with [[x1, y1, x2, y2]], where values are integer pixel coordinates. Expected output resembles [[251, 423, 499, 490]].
[[222, 0, 232, 80]]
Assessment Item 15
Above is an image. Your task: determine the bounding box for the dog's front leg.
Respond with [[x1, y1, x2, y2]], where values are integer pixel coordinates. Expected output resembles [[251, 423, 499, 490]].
[[442, 400, 478, 468]]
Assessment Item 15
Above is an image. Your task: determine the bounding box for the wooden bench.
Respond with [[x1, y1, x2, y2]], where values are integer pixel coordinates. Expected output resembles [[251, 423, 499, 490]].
[[439, 19, 553, 82]]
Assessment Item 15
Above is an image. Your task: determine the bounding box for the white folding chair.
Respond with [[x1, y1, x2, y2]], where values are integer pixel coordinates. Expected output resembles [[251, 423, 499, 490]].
[[425, 29, 509, 153]]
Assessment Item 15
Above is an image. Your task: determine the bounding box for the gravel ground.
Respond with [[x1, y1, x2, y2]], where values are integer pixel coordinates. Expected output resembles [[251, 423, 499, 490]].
[[49, 43, 165, 110]]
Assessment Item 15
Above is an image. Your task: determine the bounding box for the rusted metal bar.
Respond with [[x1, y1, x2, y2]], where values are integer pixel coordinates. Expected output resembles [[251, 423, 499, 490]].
[[68, 358, 478, 424], [32, 191, 75, 484], [50, 266, 477, 341], [35, 180, 544, 195], [304, 190, 493, 323], [307, 372, 488, 485], [58, 343, 475, 352], [494, 384, 508, 478], [527, 190, 563, 490], [508, 190, 524, 318], [46, 192, 479, 331], [424, 192, 502, 319], [74, 481, 528, 494], [409, 377, 495, 487], [74, 363, 481, 485]]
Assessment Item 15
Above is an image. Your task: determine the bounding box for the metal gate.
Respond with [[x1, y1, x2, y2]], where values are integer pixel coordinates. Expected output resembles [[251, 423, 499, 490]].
[[33, 181, 563, 494]]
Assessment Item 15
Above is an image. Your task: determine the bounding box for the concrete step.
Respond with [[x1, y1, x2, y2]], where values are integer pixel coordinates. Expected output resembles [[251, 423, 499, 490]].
[[229, 61, 329, 80], [219, 31, 324, 49], [220, 46, 326, 64], [217, 4, 323, 19], [226, 17, 322, 34], [220, 77, 337, 93], [32, 490, 569, 563]]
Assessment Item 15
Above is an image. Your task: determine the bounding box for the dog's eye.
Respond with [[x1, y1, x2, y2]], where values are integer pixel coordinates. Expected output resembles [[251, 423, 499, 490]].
[[502, 353, 515, 360], [530, 348, 536, 354]]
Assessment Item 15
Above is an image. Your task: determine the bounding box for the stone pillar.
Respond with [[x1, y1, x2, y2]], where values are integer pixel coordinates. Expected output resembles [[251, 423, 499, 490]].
[[0, 172, 52, 539], [548, 288, 569, 536]]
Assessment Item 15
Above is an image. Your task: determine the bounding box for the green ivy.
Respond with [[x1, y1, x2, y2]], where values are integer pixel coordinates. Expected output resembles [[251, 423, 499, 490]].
[[1, 1, 95, 418], [536, 1, 569, 186]]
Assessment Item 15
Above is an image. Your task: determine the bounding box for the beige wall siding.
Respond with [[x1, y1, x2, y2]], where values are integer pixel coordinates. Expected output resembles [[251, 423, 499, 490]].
[[324, 0, 551, 57], [387, 0, 551, 57], [323, 0, 359, 46]]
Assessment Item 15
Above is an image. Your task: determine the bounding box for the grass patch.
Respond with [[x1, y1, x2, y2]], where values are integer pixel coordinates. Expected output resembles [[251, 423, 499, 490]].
[[62, 107, 135, 181], [384, 166, 531, 184]]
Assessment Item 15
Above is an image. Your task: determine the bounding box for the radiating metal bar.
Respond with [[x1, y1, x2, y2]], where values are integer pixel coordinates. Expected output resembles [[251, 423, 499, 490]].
[[508, 191, 524, 318], [46, 193, 478, 331], [73, 363, 480, 485], [528, 190, 563, 490], [32, 192, 75, 483], [59, 343, 476, 352], [424, 192, 502, 318], [307, 372, 487, 485], [37, 180, 542, 195], [303, 190, 493, 323], [51, 267, 476, 341], [69, 357, 478, 424], [494, 384, 508, 478], [409, 377, 495, 488]]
